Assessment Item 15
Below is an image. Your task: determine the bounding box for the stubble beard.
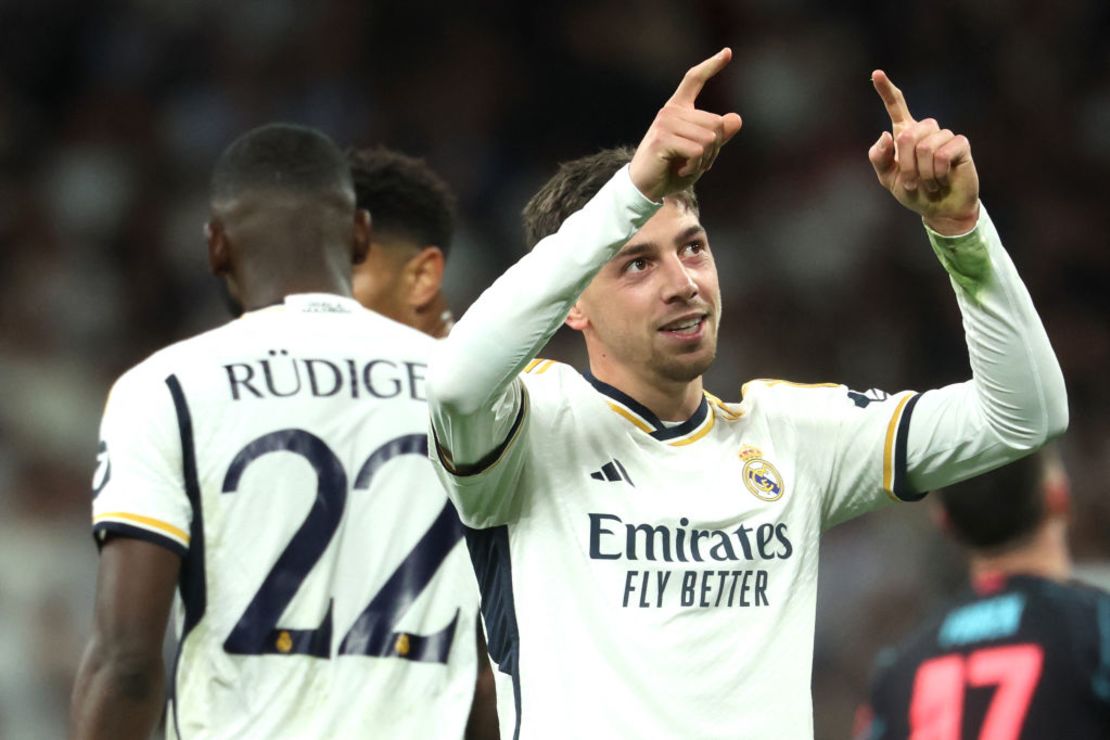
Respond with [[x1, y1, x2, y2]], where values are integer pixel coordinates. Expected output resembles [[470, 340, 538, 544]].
[[653, 301, 721, 384], [651, 336, 718, 384]]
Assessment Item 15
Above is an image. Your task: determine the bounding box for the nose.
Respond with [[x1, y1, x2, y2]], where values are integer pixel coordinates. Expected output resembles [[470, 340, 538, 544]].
[[661, 253, 698, 303]]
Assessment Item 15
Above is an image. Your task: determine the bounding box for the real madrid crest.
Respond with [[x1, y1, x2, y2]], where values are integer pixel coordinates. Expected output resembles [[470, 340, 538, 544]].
[[739, 445, 785, 502]]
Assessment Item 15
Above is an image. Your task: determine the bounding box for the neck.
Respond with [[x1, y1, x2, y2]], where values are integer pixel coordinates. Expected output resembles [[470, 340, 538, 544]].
[[236, 267, 353, 312], [220, 200, 358, 312], [588, 359, 704, 421], [968, 519, 1071, 584]]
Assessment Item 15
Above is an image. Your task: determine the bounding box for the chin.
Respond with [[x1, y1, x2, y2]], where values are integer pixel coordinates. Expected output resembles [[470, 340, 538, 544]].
[[655, 348, 716, 384]]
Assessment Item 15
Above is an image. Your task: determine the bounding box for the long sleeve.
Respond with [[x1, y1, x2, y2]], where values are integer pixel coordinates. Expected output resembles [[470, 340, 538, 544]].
[[742, 204, 1068, 531], [904, 204, 1068, 492], [427, 165, 661, 470]]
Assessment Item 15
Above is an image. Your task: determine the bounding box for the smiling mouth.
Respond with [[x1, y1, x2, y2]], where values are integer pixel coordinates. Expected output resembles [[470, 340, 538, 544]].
[[659, 315, 707, 336]]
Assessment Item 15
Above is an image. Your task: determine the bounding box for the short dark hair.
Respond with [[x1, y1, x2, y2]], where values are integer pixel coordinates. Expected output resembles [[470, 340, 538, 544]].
[[211, 123, 352, 202], [348, 147, 456, 257], [521, 146, 699, 249], [938, 452, 1052, 550]]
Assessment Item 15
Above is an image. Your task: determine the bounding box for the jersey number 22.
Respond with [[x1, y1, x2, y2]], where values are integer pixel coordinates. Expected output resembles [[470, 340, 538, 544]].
[[221, 430, 461, 664]]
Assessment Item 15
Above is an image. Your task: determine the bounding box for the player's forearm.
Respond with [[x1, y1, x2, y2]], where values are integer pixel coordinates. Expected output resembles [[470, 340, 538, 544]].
[[70, 639, 165, 740], [428, 165, 660, 417], [933, 205, 1068, 443], [907, 205, 1068, 490]]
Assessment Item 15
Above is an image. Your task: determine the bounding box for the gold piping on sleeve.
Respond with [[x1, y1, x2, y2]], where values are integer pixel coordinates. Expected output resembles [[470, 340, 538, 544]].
[[523, 359, 544, 374], [881, 393, 914, 501], [93, 512, 190, 544], [535, 360, 556, 374]]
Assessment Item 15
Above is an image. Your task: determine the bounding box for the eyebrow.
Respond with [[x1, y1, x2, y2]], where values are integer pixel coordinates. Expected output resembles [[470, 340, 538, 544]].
[[618, 224, 707, 258], [674, 224, 707, 245]]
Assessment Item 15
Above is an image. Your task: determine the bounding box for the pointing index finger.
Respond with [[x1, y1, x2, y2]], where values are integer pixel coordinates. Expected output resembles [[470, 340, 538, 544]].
[[871, 69, 915, 127], [669, 48, 733, 107]]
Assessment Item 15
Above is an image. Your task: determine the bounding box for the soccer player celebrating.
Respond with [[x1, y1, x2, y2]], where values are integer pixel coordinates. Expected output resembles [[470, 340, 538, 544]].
[[349, 146, 457, 339], [857, 449, 1110, 738], [426, 49, 1068, 738], [72, 124, 482, 739]]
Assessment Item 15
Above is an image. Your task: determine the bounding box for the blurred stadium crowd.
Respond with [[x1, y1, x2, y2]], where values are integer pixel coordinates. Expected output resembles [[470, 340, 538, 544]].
[[1, 0, 1106, 736]]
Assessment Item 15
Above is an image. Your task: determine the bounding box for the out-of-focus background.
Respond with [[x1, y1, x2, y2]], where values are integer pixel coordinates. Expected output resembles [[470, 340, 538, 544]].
[[1, 1, 1107, 737]]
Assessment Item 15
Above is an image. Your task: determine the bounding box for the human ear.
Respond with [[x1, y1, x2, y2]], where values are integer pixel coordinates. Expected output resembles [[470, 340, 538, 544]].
[[406, 246, 445, 309]]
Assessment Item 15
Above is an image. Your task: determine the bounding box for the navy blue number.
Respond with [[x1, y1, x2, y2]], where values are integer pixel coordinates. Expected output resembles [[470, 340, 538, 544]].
[[222, 429, 346, 657], [220, 432, 462, 663], [339, 435, 463, 663]]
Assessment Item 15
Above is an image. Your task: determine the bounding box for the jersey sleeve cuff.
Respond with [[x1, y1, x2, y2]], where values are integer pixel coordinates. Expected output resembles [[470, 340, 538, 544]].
[[93, 520, 189, 558], [93, 512, 190, 555], [615, 163, 666, 210], [925, 205, 994, 296]]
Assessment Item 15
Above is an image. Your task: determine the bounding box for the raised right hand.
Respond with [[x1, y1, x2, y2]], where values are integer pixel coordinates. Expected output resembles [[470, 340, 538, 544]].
[[629, 48, 743, 202]]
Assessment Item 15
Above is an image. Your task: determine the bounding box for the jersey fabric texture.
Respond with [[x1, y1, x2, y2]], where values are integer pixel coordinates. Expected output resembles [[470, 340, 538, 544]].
[[91, 294, 478, 740], [427, 166, 1067, 739], [862, 575, 1110, 739]]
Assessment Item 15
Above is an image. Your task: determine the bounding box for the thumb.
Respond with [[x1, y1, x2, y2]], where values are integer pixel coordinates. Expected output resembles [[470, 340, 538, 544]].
[[721, 113, 743, 144], [868, 131, 896, 186]]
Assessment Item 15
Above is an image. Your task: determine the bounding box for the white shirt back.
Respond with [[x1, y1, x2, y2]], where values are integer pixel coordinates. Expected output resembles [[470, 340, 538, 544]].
[[91, 294, 477, 739]]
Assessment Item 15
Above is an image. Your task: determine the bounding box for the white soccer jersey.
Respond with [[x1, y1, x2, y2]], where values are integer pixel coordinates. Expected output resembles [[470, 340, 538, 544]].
[[438, 364, 931, 739], [427, 166, 1067, 739], [91, 294, 478, 740]]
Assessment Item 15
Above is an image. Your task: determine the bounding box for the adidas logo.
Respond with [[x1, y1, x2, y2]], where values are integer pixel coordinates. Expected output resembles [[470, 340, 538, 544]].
[[589, 459, 635, 487]]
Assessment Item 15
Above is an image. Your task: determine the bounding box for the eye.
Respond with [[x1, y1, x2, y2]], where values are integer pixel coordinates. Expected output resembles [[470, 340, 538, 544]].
[[683, 240, 705, 256], [624, 257, 648, 274]]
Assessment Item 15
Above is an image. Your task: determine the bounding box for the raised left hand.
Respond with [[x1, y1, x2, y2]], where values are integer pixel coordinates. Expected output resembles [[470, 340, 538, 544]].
[[869, 70, 980, 235]]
